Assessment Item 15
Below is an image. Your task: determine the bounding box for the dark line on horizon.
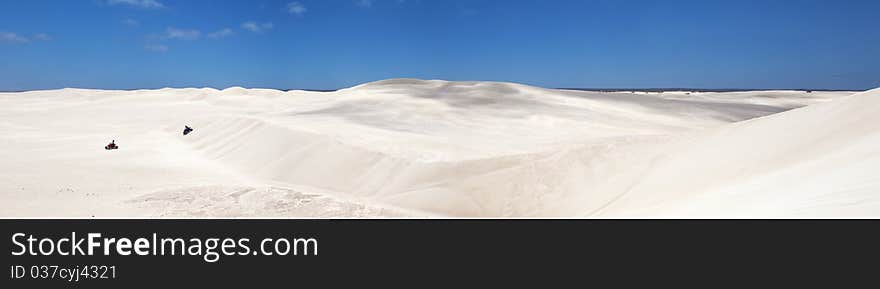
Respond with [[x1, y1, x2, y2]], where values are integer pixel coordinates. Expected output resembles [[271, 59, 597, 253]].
[[0, 87, 867, 93]]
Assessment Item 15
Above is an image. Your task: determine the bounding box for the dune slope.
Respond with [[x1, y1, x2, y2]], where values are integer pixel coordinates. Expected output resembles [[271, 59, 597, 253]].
[[592, 88, 880, 217]]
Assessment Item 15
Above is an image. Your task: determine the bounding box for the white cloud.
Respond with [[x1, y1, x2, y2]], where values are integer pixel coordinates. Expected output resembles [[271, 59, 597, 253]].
[[286, 2, 307, 16], [353, 0, 410, 7], [241, 21, 273, 33], [0, 32, 29, 44], [144, 44, 168, 52], [33, 33, 52, 41], [207, 28, 234, 39], [163, 27, 201, 40], [123, 18, 140, 27], [107, 0, 165, 9]]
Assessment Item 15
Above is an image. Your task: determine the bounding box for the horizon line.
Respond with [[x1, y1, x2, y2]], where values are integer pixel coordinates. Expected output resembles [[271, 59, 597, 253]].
[[0, 78, 869, 93], [1, 86, 865, 93]]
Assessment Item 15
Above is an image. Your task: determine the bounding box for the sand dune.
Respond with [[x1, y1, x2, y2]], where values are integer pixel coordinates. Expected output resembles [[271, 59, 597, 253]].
[[0, 79, 873, 217], [593, 87, 880, 217]]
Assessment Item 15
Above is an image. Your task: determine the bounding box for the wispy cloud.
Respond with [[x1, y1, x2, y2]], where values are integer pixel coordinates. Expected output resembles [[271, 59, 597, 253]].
[[0, 32, 30, 44], [286, 2, 307, 16], [241, 21, 273, 33], [106, 0, 165, 9], [123, 18, 140, 27], [33, 33, 53, 41], [163, 27, 201, 40], [0, 32, 53, 44], [207, 28, 234, 39], [355, 0, 408, 8], [144, 44, 168, 52]]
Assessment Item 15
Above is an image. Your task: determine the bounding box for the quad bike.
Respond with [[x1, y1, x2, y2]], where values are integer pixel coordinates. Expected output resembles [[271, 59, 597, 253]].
[[105, 141, 118, 150]]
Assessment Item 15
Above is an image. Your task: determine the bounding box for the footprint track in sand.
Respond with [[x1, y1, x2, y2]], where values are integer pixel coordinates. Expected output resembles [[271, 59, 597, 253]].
[[126, 185, 415, 218]]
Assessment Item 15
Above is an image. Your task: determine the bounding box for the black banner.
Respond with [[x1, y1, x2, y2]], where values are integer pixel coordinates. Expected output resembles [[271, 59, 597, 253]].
[[1, 220, 877, 287]]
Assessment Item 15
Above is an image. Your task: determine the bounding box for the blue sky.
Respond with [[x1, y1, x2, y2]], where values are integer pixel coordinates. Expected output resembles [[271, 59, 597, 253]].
[[1, 0, 879, 90]]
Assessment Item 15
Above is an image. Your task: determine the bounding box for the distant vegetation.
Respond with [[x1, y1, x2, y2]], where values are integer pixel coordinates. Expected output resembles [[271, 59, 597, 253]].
[[560, 88, 851, 93]]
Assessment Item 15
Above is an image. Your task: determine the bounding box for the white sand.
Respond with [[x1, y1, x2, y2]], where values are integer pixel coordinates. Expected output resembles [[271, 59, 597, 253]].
[[0, 79, 873, 217]]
